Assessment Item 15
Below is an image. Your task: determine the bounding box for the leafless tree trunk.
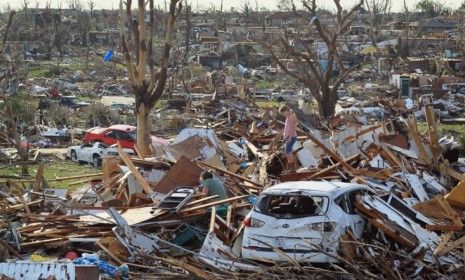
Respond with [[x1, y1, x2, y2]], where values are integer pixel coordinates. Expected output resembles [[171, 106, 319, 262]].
[[365, 0, 391, 46], [242, 0, 252, 28], [266, 0, 363, 118], [0, 11, 29, 176], [0, 11, 16, 54], [88, 0, 95, 17], [119, 0, 181, 156], [0, 97, 29, 176]]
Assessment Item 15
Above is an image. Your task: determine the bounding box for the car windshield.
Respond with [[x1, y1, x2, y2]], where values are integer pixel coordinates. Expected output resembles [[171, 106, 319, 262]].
[[255, 194, 328, 219], [128, 131, 137, 140]]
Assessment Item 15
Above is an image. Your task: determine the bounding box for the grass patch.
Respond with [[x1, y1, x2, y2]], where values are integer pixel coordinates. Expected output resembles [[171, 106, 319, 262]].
[[28, 66, 52, 78], [417, 122, 465, 150], [256, 100, 281, 108], [76, 81, 96, 91], [417, 123, 465, 135], [255, 79, 280, 90], [1, 162, 99, 190]]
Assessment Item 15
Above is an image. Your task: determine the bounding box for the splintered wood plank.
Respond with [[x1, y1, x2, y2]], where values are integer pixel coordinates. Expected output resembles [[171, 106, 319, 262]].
[[435, 235, 465, 256], [199, 161, 263, 187], [34, 163, 45, 190], [304, 132, 355, 173], [436, 195, 463, 227], [96, 239, 124, 265], [179, 195, 248, 214], [434, 232, 454, 255], [406, 116, 431, 165], [425, 106, 441, 162], [116, 141, 152, 194], [209, 206, 216, 233], [133, 144, 146, 159]]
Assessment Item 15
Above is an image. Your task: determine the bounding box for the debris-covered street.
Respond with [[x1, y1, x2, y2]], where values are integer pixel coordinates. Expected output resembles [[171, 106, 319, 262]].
[[2, 0, 465, 279]]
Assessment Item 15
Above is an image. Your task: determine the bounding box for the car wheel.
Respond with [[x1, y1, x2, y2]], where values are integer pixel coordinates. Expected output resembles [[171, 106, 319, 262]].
[[71, 150, 77, 162], [92, 155, 101, 167]]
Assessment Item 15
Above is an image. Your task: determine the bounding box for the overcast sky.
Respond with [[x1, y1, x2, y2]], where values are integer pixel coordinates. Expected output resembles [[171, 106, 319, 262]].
[[2, 0, 462, 12]]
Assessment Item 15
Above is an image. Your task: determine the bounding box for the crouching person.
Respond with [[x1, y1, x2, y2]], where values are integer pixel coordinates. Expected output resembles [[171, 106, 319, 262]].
[[200, 170, 228, 216]]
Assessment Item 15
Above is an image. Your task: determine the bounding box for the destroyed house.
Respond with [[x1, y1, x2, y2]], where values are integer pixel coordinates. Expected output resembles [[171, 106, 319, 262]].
[[399, 57, 436, 74], [265, 11, 297, 27], [421, 19, 459, 33], [199, 36, 220, 53], [198, 55, 222, 69], [349, 25, 370, 36], [34, 11, 61, 28], [88, 30, 119, 47], [246, 27, 285, 42], [381, 21, 408, 30], [4, 41, 44, 55], [0, 67, 19, 94]]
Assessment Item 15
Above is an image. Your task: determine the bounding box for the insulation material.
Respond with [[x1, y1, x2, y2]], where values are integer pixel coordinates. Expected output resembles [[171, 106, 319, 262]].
[[293, 141, 317, 168]]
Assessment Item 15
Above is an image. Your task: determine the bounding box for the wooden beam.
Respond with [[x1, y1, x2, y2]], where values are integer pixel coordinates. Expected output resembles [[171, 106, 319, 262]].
[[303, 131, 355, 174], [343, 124, 381, 142], [179, 195, 248, 214], [198, 161, 263, 187], [21, 237, 68, 248], [434, 232, 454, 255], [308, 153, 359, 180], [425, 106, 441, 162], [436, 235, 465, 256], [7, 199, 43, 210], [406, 116, 431, 165], [116, 141, 153, 194], [96, 239, 124, 265]]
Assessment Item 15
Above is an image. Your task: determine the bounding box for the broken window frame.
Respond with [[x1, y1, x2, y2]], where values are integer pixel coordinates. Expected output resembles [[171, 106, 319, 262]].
[[254, 193, 329, 219]]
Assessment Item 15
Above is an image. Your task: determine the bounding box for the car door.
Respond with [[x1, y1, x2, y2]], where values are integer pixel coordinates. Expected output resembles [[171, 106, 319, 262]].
[[77, 143, 93, 163], [118, 131, 135, 148], [104, 130, 119, 146], [335, 189, 367, 238]]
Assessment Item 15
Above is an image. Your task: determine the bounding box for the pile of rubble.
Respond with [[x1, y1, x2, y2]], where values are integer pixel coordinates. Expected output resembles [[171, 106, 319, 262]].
[[1, 98, 465, 279]]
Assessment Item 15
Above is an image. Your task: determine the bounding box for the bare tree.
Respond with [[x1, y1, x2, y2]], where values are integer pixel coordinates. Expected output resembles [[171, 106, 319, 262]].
[[184, 2, 191, 64], [267, 0, 364, 118], [0, 11, 31, 176], [119, 0, 181, 156], [88, 0, 95, 17], [0, 11, 15, 53], [365, 0, 391, 46], [241, 0, 252, 28], [277, 0, 294, 11]]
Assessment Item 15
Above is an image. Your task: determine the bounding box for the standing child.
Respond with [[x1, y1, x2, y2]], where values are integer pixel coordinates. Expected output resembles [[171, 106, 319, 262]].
[[279, 105, 298, 173]]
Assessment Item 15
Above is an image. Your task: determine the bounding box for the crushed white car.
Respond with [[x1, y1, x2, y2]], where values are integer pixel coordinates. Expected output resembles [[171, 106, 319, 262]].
[[67, 142, 134, 167], [242, 181, 374, 263]]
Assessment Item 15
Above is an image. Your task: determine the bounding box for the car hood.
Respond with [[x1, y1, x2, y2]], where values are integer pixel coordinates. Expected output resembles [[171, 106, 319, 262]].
[[151, 136, 170, 147], [86, 127, 106, 134]]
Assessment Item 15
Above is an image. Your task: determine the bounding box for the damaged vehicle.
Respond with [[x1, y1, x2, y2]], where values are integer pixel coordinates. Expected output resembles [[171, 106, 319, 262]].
[[83, 125, 169, 149], [67, 141, 134, 167], [242, 181, 373, 263]]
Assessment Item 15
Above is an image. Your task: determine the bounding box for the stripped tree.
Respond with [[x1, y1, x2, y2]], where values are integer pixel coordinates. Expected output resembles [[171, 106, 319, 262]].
[[266, 0, 363, 118], [365, 0, 391, 46], [0, 11, 32, 176], [119, 0, 181, 156]]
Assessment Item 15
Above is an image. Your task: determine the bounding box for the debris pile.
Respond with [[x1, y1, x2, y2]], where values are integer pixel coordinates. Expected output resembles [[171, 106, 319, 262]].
[[1, 98, 465, 279]]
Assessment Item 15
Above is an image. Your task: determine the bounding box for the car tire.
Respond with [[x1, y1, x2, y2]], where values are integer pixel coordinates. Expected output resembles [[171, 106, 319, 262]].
[[71, 150, 77, 162], [92, 154, 101, 167]]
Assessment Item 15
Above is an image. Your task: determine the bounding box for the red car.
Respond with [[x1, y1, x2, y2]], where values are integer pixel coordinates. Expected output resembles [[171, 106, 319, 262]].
[[83, 125, 169, 149]]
